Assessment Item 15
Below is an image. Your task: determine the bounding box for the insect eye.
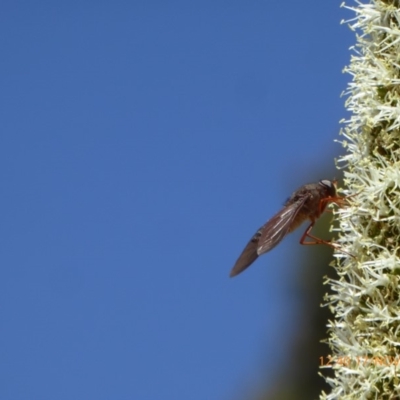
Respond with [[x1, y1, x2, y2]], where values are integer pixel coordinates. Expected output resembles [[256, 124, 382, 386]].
[[319, 179, 336, 197]]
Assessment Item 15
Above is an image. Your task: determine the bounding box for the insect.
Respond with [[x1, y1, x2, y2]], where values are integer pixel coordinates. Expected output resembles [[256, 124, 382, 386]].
[[230, 179, 344, 277]]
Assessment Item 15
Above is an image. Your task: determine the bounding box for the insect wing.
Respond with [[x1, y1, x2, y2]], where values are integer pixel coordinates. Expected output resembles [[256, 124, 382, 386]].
[[230, 228, 263, 277], [257, 196, 309, 256]]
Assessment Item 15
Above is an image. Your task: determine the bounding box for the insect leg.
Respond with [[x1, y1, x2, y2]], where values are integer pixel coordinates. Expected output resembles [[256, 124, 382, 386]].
[[299, 221, 354, 257], [299, 221, 337, 248]]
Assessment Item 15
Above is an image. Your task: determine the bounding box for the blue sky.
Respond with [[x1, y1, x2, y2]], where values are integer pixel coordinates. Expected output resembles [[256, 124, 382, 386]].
[[0, 2, 354, 399]]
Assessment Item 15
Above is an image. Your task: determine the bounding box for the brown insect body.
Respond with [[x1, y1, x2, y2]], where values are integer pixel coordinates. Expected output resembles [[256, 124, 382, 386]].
[[286, 182, 335, 232], [230, 180, 340, 277]]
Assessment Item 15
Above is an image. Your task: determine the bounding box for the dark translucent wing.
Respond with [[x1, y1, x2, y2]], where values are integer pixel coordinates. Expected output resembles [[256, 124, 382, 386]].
[[230, 195, 310, 278], [230, 228, 263, 277], [257, 195, 309, 256]]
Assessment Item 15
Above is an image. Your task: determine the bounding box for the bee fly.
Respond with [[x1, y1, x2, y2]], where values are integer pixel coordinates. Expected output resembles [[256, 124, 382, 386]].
[[230, 179, 344, 277]]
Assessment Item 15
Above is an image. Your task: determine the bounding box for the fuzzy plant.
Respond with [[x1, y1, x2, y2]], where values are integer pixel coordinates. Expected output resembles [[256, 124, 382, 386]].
[[320, 1, 400, 399]]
